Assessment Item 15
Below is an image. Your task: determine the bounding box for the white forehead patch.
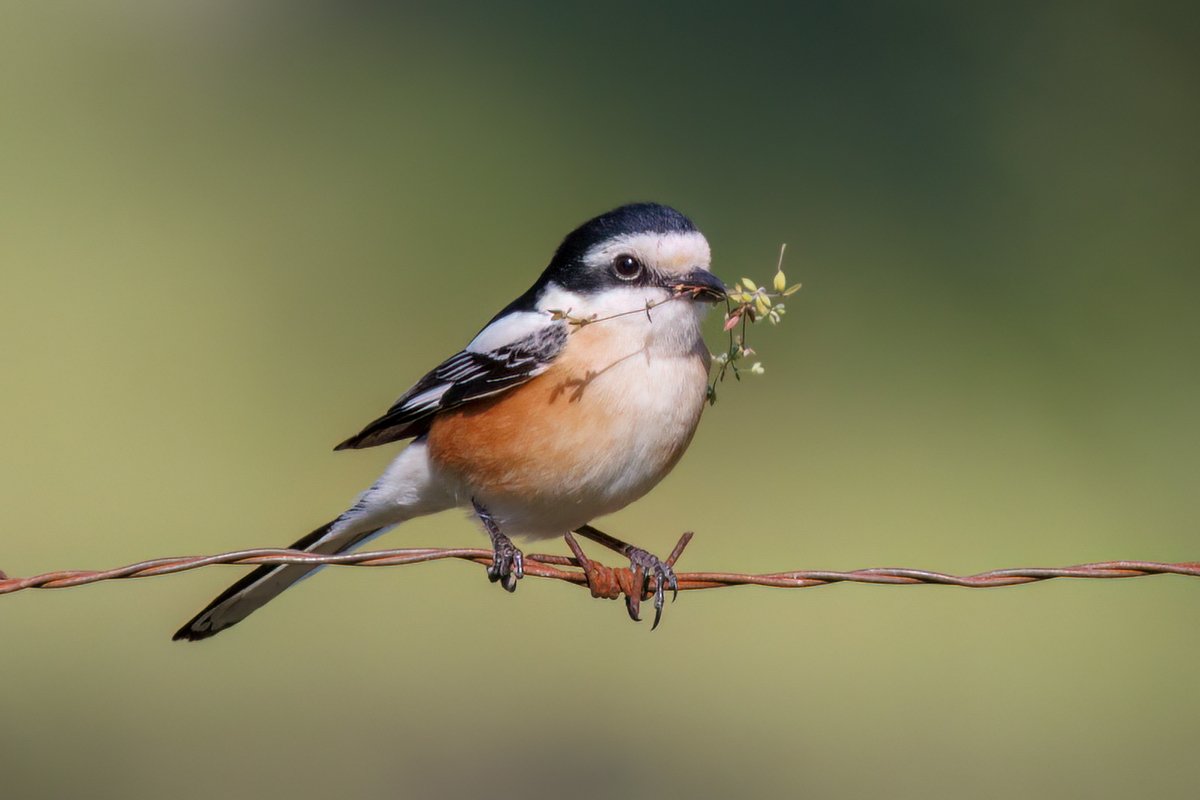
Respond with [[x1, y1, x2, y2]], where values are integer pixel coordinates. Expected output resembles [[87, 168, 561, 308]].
[[583, 231, 711, 275]]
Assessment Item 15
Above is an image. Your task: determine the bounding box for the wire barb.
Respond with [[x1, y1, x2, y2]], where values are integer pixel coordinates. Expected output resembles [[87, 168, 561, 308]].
[[2, 540, 1199, 609]]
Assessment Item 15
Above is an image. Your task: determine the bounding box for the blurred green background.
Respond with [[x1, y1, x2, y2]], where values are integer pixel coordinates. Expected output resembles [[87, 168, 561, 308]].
[[2, 2, 1198, 797]]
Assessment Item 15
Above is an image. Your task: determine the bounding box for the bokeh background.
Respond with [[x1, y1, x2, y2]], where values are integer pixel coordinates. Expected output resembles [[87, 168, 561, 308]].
[[3, 2, 1198, 797]]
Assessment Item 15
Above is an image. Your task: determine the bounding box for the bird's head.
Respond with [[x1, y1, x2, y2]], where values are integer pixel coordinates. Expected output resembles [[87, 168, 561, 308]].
[[539, 203, 726, 308]]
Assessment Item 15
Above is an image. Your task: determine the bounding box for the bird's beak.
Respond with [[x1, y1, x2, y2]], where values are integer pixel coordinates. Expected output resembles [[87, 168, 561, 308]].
[[671, 268, 727, 303]]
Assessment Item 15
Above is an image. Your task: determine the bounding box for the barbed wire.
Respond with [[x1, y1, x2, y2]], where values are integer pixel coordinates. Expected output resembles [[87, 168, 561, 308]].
[[3, 533, 1198, 618]]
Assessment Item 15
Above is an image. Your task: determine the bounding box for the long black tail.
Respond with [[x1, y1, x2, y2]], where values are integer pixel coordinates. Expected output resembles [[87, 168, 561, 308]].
[[172, 518, 383, 642]]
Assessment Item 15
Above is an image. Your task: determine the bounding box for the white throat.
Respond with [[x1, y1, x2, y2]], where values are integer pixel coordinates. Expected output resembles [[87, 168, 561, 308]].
[[537, 283, 710, 356]]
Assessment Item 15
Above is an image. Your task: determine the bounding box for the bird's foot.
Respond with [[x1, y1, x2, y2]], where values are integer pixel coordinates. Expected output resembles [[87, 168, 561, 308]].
[[487, 531, 524, 593], [473, 498, 523, 592], [625, 546, 678, 630]]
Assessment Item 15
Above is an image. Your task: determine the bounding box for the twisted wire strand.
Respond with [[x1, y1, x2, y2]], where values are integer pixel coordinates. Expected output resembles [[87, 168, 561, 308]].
[[3, 534, 1198, 599]]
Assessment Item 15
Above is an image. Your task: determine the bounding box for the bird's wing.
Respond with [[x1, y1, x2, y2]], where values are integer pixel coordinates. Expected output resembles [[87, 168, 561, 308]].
[[334, 311, 568, 450]]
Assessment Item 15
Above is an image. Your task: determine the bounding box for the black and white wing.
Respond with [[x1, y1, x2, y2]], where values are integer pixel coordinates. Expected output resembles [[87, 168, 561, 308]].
[[334, 312, 568, 450]]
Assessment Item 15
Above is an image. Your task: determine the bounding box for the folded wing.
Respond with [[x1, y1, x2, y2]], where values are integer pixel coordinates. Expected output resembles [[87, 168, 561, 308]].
[[335, 312, 568, 450]]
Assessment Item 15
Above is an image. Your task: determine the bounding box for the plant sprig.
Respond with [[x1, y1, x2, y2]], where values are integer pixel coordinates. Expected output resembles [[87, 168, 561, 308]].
[[707, 244, 799, 404], [547, 292, 691, 328]]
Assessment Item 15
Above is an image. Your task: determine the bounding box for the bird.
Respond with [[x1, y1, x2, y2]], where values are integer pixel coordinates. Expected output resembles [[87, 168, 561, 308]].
[[174, 202, 727, 641]]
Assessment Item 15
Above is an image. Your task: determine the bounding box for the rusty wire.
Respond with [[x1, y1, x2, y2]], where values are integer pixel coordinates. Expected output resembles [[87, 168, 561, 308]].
[[3, 533, 1199, 613]]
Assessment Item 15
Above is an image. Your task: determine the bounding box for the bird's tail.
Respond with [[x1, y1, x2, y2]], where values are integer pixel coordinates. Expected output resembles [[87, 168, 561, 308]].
[[172, 515, 386, 642]]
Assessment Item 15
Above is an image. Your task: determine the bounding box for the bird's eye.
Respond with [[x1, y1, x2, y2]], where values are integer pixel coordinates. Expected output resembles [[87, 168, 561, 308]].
[[612, 254, 643, 280]]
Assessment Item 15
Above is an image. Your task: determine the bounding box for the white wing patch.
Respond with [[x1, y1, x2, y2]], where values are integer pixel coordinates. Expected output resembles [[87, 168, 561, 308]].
[[466, 311, 553, 354]]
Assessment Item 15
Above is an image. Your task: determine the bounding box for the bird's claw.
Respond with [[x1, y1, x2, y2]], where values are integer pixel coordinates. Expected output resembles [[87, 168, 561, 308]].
[[624, 547, 678, 630], [487, 533, 523, 593]]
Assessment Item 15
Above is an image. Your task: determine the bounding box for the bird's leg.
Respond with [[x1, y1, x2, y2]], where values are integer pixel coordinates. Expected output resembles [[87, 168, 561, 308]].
[[472, 499, 523, 592], [573, 524, 678, 629]]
